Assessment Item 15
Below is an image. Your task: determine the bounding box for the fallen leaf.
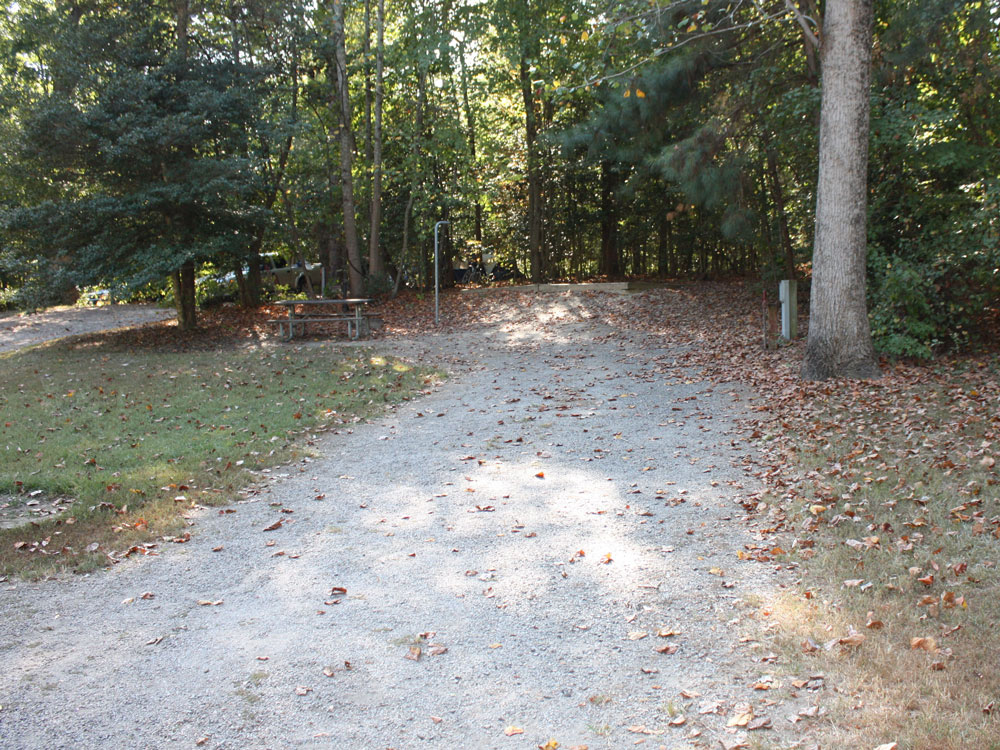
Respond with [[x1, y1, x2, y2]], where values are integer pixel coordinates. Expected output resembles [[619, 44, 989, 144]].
[[910, 636, 937, 652], [504, 726, 524, 736], [727, 704, 754, 727], [655, 643, 678, 654], [405, 645, 422, 661], [628, 631, 649, 641], [263, 519, 283, 531], [295, 686, 312, 695], [838, 633, 865, 648]]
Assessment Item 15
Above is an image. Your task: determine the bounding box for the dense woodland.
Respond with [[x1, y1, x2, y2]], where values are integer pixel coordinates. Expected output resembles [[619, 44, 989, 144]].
[[0, 0, 997, 365]]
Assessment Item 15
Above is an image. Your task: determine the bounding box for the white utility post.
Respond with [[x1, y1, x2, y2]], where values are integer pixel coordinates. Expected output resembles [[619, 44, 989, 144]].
[[434, 220, 449, 326], [779, 279, 798, 340]]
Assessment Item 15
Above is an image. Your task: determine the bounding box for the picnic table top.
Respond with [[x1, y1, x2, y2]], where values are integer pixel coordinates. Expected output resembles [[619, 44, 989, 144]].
[[275, 298, 371, 307]]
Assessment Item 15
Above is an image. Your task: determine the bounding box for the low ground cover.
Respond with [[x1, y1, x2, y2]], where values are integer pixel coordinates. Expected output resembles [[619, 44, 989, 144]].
[[604, 282, 1000, 749], [0, 326, 435, 578]]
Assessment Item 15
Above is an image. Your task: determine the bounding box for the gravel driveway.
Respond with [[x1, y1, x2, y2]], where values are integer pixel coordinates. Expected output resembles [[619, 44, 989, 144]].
[[0, 304, 173, 354], [0, 293, 782, 749]]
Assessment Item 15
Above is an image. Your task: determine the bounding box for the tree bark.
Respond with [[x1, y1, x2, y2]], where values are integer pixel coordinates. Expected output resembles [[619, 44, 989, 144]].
[[457, 37, 482, 244], [765, 146, 796, 280], [802, 0, 880, 380], [519, 57, 542, 283], [599, 162, 620, 277], [170, 0, 197, 330], [171, 261, 196, 331], [331, 0, 364, 298], [367, 0, 385, 277]]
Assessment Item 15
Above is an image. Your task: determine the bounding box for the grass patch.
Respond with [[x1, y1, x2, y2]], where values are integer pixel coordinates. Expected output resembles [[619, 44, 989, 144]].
[[750, 358, 1000, 749], [0, 340, 437, 578]]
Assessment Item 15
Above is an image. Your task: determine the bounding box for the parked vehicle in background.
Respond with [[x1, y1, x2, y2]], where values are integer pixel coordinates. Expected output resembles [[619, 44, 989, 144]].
[[260, 253, 326, 293]]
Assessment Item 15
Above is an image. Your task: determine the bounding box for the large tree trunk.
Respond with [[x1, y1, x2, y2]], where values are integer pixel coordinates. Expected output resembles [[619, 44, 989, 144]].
[[520, 57, 542, 283], [331, 0, 364, 298], [367, 0, 385, 277], [802, 0, 880, 380], [171, 261, 196, 331]]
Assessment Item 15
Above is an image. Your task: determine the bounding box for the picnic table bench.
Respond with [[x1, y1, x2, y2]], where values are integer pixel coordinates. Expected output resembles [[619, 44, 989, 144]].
[[269, 298, 374, 341]]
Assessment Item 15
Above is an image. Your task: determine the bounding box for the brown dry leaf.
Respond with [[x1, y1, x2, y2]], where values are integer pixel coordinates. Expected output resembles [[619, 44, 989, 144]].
[[322, 666, 335, 677], [627, 725, 663, 735], [719, 738, 749, 750], [537, 741, 559, 750], [657, 627, 681, 637], [196, 599, 223, 606], [708, 567, 725, 577], [698, 699, 723, 714], [430, 716, 443, 724], [668, 715, 687, 726], [195, 738, 209, 746], [503, 726, 524, 736], [727, 704, 754, 727], [628, 631, 649, 641], [747, 716, 772, 730], [655, 643, 678, 654], [405, 645, 422, 661], [838, 633, 865, 648], [600, 552, 613, 564], [295, 686, 312, 695], [910, 636, 937, 652], [873, 744, 899, 750], [330, 586, 347, 595], [429, 644, 448, 656], [262, 519, 283, 532]]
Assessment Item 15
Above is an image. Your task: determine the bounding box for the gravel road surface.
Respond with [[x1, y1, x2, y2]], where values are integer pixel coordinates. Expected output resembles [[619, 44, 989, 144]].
[[0, 293, 782, 750], [0, 304, 173, 354]]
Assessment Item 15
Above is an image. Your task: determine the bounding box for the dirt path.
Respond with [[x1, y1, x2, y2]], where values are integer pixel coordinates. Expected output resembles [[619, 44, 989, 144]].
[[0, 304, 174, 354], [0, 294, 784, 749]]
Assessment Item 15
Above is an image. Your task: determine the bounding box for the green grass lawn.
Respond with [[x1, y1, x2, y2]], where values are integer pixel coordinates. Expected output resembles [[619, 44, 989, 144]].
[[0, 341, 436, 577]]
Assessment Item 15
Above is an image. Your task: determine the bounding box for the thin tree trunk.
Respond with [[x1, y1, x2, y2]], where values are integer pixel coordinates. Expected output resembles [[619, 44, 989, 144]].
[[765, 147, 797, 280], [457, 38, 482, 243], [363, 0, 373, 164], [367, 0, 385, 277], [802, 0, 879, 380], [331, 0, 364, 297], [520, 57, 542, 283], [393, 192, 416, 298], [171, 0, 197, 330], [600, 162, 620, 277]]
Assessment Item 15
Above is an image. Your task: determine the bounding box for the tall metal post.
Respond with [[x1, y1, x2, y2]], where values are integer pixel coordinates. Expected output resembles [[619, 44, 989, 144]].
[[434, 220, 449, 326]]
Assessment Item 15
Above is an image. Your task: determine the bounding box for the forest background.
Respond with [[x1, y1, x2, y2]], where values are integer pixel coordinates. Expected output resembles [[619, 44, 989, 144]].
[[0, 0, 997, 362]]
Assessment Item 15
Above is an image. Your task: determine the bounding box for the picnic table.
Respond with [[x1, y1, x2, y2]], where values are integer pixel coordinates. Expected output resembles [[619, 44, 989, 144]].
[[270, 298, 373, 341]]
